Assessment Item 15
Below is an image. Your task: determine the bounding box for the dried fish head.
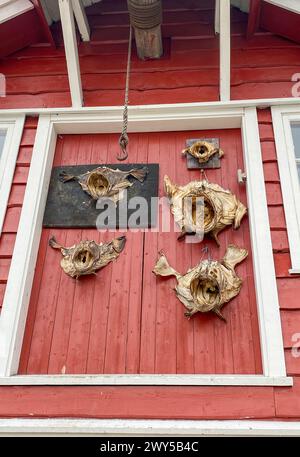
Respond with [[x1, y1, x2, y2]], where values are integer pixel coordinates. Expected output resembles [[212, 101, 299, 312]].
[[182, 140, 224, 164], [49, 235, 126, 278], [153, 245, 248, 320]]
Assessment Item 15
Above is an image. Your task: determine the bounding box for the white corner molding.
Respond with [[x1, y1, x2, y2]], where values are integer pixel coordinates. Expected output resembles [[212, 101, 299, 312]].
[[0, 115, 56, 377], [0, 419, 300, 437], [219, 0, 231, 101], [0, 103, 292, 386], [214, 0, 220, 34], [72, 0, 90, 42], [58, 0, 83, 107], [272, 105, 300, 273], [0, 114, 25, 235], [242, 107, 287, 377]]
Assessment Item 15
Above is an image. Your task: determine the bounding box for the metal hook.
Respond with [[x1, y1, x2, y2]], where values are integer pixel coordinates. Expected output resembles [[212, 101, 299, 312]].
[[117, 133, 129, 161]]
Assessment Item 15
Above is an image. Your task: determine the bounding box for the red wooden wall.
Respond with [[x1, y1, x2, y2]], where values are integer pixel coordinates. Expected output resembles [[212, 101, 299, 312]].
[[0, 0, 299, 420], [18, 128, 262, 376]]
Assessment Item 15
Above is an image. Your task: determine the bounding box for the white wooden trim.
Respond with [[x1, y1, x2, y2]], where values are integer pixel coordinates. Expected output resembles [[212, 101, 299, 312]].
[[264, 0, 300, 14], [242, 107, 286, 376], [72, 0, 90, 42], [272, 105, 300, 272], [0, 105, 290, 385], [214, 0, 220, 34], [0, 115, 25, 234], [0, 419, 300, 436], [0, 374, 292, 386], [0, 98, 300, 116], [0, 115, 57, 376], [59, 0, 83, 107], [219, 0, 231, 101], [0, 0, 33, 25]]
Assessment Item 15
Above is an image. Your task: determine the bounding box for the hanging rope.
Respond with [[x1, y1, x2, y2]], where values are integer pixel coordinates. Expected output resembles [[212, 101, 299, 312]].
[[117, 25, 133, 161], [127, 0, 162, 30]]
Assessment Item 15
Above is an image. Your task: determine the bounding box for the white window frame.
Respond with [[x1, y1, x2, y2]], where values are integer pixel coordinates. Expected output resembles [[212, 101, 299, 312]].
[[0, 104, 292, 386], [0, 114, 25, 235], [0, 0, 34, 25], [272, 105, 300, 274]]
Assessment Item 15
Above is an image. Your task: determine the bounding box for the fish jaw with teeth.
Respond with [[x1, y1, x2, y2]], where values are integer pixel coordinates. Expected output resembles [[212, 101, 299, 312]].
[[49, 235, 126, 279], [164, 175, 247, 245], [153, 244, 248, 320], [60, 166, 148, 204]]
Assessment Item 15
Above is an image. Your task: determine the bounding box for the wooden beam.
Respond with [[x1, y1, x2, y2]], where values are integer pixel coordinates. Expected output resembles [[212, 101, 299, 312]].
[[31, 0, 55, 47], [128, 0, 163, 60], [219, 0, 231, 101], [71, 0, 90, 42], [215, 0, 220, 34], [58, 0, 83, 107], [247, 0, 262, 39]]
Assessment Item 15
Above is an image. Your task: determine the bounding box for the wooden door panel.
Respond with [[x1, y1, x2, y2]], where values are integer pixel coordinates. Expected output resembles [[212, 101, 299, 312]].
[[19, 130, 262, 375]]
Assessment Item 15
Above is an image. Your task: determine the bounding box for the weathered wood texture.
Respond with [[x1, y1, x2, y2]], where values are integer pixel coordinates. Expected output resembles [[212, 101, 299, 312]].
[[18, 128, 262, 376], [0, 0, 300, 420]]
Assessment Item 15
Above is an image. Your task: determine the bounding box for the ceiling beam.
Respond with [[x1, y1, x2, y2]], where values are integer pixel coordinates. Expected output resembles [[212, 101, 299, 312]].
[[219, 0, 231, 101], [71, 0, 90, 42], [58, 0, 83, 107], [247, 0, 261, 39]]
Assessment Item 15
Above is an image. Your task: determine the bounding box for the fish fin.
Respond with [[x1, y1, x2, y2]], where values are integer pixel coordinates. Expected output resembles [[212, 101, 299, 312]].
[[211, 230, 221, 247], [153, 253, 179, 279], [164, 175, 177, 197], [112, 236, 126, 253], [234, 201, 247, 229], [129, 167, 148, 182], [59, 171, 77, 183], [214, 147, 224, 158], [222, 244, 248, 271], [49, 236, 63, 250], [177, 230, 187, 241], [182, 147, 189, 156], [214, 308, 227, 322]]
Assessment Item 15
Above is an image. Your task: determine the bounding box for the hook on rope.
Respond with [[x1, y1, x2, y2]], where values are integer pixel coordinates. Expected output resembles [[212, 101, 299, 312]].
[[118, 133, 129, 161]]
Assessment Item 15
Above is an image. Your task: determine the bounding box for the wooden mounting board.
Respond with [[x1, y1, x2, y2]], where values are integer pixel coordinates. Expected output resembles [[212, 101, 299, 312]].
[[185, 138, 221, 169]]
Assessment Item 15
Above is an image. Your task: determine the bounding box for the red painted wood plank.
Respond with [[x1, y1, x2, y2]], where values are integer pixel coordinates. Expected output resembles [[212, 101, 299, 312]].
[[263, 162, 280, 182], [271, 230, 289, 252], [154, 132, 178, 375], [0, 233, 16, 257], [0, 93, 72, 109], [266, 183, 283, 206], [0, 385, 276, 419], [281, 310, 300, 348], [0, 283, 6, 309], [2, 207, 21, 233], [277, 278, 300, 309], [232, 82, 297, 100], [8, 185, 26, 207], [261, 142, 277, 162], [274, 253, 295, 278], [13, 166, 29, 185], [257, 109, 272, 123], [20, 129, 36, 147], [18, 230, 50, 374], [0, 259, 11, 283], [139, 133, 160, 374], [268, 206, 286, 230], [17, 147, 32, 166], [285, 349, 300, 375], [275, 377, 300, 418]]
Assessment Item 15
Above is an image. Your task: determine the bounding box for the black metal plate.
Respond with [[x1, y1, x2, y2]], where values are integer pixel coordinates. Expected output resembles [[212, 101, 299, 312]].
[[43, 163, 159, 229], [185, 138, 220, 169]]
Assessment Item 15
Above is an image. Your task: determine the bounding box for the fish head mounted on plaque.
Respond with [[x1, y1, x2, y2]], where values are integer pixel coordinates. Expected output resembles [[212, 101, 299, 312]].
[[182, 140, 224, 164], [164, 175, 247, 245], [60, 166, 148, 204], [153, 245, 248, 320], [49, 235, 126, 279]]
